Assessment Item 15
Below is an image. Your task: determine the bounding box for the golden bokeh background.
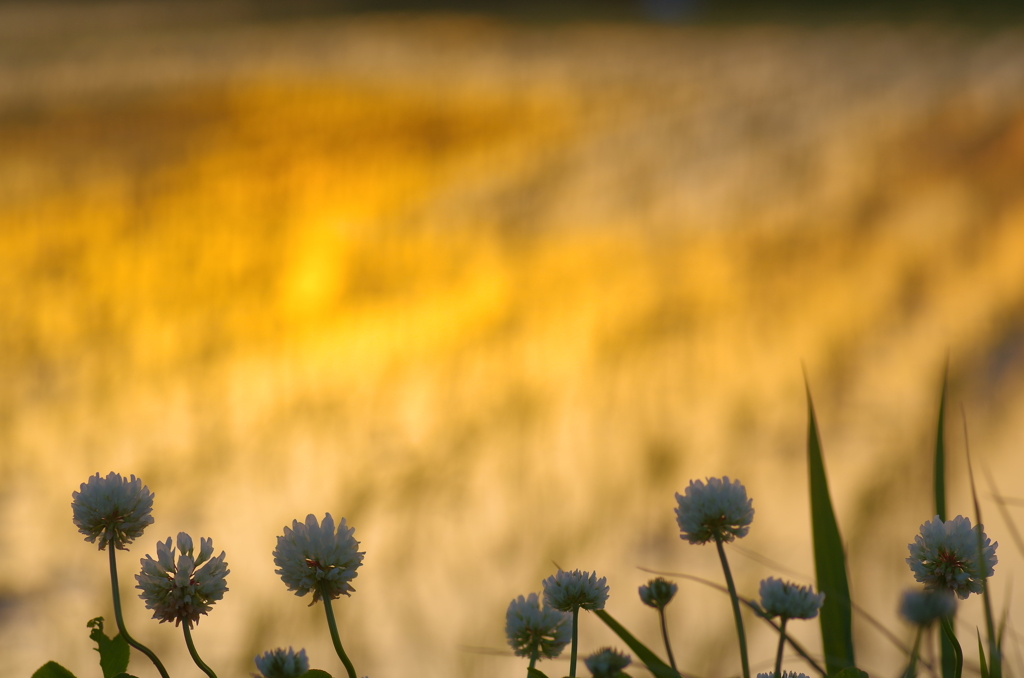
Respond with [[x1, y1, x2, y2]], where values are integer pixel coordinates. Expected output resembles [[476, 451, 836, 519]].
[[3, 3, 1024, 677]]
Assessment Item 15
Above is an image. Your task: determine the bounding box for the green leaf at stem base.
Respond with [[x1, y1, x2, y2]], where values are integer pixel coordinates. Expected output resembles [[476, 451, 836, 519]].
[[832, 668, 869, 678], [31, 662, 77, 678], [88, 617, 130, 678]]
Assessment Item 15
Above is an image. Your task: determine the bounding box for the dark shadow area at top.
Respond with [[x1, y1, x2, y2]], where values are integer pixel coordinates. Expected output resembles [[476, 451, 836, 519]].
[[5, 0, 1024, 26]]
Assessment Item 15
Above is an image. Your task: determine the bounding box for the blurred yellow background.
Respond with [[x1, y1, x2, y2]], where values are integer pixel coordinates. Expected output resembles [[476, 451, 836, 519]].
[[3, 3, 1024, 677]]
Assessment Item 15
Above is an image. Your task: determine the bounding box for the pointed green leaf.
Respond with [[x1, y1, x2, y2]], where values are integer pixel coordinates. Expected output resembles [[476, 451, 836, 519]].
[[87, 617, 130, 678], [112, 674, 139, 678], [933, 367, 956, 678], [832, 669, 868, 678], [527, 669, 551, 678], [978, 629, 989, 678], [31, 662, 77, 678], [298, 671, 334, 678], [805, 380, 855, 674], [594, 609, 680, 678], [934, 365, 948, 522]]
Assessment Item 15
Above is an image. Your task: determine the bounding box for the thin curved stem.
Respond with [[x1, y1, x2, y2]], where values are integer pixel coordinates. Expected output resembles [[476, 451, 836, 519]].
[[183, 623, 217, 678], [107, 545, 170, 678], [322, 594, 358, 678], [569, 606, 580, 678], [939, 615, 963, 678], [774, 617, 788, 678], [658, 607, 678, 673], [716, 536, 751, 678]]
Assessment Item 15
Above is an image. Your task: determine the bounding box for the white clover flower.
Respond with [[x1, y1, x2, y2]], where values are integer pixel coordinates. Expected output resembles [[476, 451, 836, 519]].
[[757, 672, 809, 678], [675, 476, 754, 544], [254, 647, 309, 678], [135, 532, 229, 627], [71, 472, 155, 550], [274, 513, 364, 604], [638, 577, 677, 609], [899, 588, 957, 626], [542, 569, 609, 612], [906, 515, 997, 600], [584, 647, 632, 677], [505, 592, 572, 660], [758, 577, 825, 620]]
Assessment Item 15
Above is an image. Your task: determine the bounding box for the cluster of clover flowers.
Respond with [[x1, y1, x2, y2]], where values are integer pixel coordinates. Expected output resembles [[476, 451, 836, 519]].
[[67, 472, 365, 678], [504, 477, 999, 678]]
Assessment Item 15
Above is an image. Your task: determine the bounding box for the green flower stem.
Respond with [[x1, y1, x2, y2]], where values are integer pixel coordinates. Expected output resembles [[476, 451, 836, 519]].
[[107, 545, 170, 678], [569, 606, 580, 678], [903, 626, 923, 678], [939, 615, 962, 678], [657, 607, 678, 673], [322, 594, 358, 678], [715, 536, 750, 678], [528, 648, 538, 671], [774, 617, 788, 678], [183, 623, 218, 678]]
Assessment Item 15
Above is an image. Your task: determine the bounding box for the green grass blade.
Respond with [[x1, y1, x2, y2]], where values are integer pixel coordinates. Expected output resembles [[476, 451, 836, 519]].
[[934, 366, 956, 678], [978, 629, 990, 678], [962, 409, 1000, 678], [934, 363, 948, 522], [594, 609, 681, 678], [805, 378, 855, 674]]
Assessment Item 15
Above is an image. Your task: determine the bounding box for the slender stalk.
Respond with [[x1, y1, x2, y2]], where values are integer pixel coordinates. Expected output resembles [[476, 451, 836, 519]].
[[183, 623, 217, 678], [658, 607, 678, 673], [774, 617, 788, 678], [904, 627, 923, 678], [107, 545, 170, 678], [569, 606, 580, 678], [528, 648, 538, 672], [715, 536, 751, 678], [939, 615, 963, 678], [322, 594, 358, 678]]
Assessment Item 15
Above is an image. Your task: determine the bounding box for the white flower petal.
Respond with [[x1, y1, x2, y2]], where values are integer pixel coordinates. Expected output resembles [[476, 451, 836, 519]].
[[273, 513, 364, 603], [71, 472, 155, 550], [675, 476, 754, 544]]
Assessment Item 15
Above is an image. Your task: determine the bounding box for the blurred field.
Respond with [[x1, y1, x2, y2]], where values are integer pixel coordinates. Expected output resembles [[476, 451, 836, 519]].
[[4, 3, 1024, 678]]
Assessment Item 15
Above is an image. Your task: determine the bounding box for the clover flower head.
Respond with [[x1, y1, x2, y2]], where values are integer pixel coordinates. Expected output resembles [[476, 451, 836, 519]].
[[72, 472, 154, 550], [906, 515, 997, 600], [542, 569, 609, 612], [675, 476, 754, 544], [757, 672, 809, 678], [505, 592, 572, 660], [638, 577, 677, 609], [253, 647, 309, 678], [758, 577, 825, 620], [584, 647, 632, 678], [899, 588, 957, 626], [135, 532, 229, 627], [273, 513, 364, 604]]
